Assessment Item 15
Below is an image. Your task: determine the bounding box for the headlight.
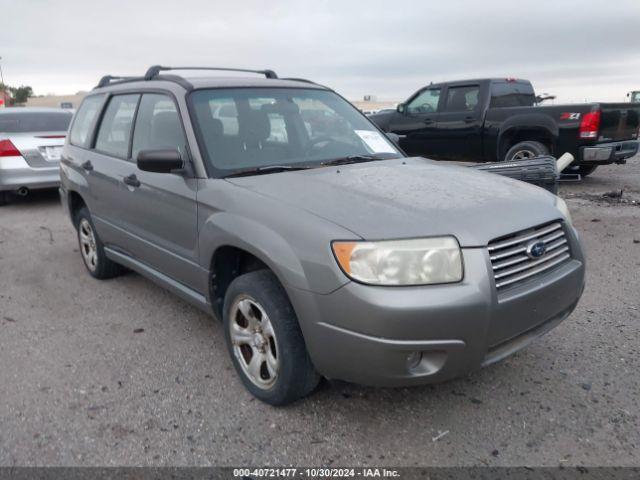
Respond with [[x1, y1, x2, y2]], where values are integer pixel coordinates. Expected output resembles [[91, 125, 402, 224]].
[[332, 237, 463, 286], [555, 196, 573, 226]]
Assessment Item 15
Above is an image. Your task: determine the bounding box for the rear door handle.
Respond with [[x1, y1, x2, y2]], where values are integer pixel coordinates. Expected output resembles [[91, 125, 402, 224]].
[[81, 160, 93, 171], [123, 174, 141, 188], [422, 119, 434, 125], [464, 116, 475, 123]]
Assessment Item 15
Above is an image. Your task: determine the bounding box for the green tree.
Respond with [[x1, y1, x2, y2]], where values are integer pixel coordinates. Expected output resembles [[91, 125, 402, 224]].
[[10, 85, 33, 104]]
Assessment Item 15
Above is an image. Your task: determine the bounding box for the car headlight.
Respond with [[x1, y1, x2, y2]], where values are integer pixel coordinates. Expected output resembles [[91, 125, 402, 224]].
[[555, 196, 573, 226], [332, 237, 463, 286]]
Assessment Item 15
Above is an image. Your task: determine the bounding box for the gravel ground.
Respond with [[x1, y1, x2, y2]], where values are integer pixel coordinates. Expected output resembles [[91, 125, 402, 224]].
[[0, 159, 638, 467]]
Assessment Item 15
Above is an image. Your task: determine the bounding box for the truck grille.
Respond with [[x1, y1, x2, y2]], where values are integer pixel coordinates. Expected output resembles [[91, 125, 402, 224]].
[[488, 222, 571, 290]]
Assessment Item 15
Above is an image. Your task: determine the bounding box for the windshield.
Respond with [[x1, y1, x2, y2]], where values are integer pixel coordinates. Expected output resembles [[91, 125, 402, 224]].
[[0, 111, 73, 133], [190, 88, 402, 176], [632, 92, 640, 103]]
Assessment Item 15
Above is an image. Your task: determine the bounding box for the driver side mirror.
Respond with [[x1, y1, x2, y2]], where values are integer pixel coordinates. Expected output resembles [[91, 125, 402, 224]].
[[396, 103, 406, 114], [137, 149, 184, 174]]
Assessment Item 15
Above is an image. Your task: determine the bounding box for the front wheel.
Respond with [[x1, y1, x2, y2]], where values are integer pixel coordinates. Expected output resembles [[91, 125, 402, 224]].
[[504, 140, 549, 161], [223, 270, 320, 406]]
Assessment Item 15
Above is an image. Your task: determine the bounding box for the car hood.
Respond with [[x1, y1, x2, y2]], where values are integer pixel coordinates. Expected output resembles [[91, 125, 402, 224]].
[[226, 157, 561, 247]]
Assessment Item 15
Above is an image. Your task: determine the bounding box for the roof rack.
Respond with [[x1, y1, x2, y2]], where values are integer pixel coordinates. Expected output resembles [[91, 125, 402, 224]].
[[280, 77, 316, 84], [94, 65, 280, 90], [144, 65, 278, 80], [96, 75, 144, 89]]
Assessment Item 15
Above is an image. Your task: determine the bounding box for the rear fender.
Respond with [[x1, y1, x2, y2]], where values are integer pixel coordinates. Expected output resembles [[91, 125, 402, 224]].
[[498, 114, 559, 160]]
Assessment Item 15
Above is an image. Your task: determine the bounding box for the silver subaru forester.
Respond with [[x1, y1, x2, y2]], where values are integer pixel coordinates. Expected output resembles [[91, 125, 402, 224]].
[[59, 66, 585, 405]]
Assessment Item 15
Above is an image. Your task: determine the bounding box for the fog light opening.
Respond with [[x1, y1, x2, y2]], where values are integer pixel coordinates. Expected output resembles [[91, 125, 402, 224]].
[[406, 351, 423, 371]]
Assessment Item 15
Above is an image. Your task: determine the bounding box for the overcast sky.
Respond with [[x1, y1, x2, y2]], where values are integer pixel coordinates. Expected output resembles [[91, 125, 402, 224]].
[[2, 0, 639, 103]]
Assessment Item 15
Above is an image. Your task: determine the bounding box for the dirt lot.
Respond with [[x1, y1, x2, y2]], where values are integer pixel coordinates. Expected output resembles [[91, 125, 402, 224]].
[[0, 159, 639, 467]]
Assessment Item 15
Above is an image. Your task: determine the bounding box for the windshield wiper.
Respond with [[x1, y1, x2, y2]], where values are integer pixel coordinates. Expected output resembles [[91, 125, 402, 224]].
[[321, 154, 390, 167], [224, 165, 313, 178]]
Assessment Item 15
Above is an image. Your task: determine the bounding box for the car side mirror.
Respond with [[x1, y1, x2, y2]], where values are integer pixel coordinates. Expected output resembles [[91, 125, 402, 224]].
[[137, 149, 184, 174], [397, 103, 406, 114]]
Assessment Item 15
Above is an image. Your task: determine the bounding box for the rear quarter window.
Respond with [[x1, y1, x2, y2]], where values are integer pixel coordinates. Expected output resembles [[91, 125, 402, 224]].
[[490, 82, 535, 108], [69, 94, 106, 147]]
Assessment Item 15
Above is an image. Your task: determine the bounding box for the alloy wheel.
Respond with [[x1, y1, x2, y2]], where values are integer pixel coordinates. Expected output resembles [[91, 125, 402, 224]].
[[510, 149, 536, 160], [229, 295, 279, 390], [79, 218, 98, 272]]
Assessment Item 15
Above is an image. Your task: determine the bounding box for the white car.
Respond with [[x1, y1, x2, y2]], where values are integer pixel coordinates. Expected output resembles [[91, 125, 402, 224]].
[[0, 107, 73, 205]]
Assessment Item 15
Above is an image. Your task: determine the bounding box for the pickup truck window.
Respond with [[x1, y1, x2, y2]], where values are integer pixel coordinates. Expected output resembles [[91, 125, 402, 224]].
[[407, 88, 441, 114], [444, 85, 480, 112], [490, 81, 535, 108]]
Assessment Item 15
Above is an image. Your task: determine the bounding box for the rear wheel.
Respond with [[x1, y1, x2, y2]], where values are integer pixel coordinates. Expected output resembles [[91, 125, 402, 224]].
[[504, 140, 549, 161], [76, 207, 125, 279], [223, 270, 320, 406]]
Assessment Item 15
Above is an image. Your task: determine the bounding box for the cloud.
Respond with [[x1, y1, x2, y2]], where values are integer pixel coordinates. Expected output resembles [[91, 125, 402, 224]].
[[1, 0, 639, 102]]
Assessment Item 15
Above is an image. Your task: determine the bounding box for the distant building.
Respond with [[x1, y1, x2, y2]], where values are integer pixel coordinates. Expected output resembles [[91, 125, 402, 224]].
[[25, 92, 87, 109]]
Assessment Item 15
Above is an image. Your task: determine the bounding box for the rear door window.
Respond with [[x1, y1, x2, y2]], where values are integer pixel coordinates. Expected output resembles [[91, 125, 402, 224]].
[[131, 94, 186, 161], [443, 85, 480, 112], [69, 95, 105, 147], [95, 94, 140, 158]]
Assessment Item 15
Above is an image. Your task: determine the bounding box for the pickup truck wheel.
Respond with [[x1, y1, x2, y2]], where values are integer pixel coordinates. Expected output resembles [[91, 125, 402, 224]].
[[504, 141, 549, 161], [76, 207, 125, 279], [223, 270, 320, 406]]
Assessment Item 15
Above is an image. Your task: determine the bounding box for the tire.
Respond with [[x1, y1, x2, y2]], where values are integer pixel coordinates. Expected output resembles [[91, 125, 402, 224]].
[[223, 269, 320, 406], [504, 140, 549, 161], [75, 206, 125, 279], [0, 191, 9, 206]]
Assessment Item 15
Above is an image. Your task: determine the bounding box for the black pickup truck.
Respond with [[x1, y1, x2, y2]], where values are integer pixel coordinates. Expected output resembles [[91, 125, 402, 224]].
[[369, 78, 640, 176]]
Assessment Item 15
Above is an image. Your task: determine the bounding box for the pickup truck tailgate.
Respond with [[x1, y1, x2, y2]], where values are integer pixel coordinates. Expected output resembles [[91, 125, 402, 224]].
[[599, 103, 640, 142]]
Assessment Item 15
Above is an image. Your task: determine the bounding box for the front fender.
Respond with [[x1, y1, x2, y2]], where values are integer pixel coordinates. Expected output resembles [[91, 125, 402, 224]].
[[197, 208, 353, 297], [199, 211, 309, 289]]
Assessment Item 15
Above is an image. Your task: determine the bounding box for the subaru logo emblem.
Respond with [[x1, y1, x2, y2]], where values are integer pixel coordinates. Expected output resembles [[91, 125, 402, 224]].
[[526, 241, 546, 259]]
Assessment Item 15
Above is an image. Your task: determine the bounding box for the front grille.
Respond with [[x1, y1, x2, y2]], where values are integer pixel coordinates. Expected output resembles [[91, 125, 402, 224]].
[[488, 222, 571, 290]]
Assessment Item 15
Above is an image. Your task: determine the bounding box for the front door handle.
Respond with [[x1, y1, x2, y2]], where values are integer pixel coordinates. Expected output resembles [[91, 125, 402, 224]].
[[81, 160, 93, 171], [123, 174, 141, 188], [464, 116, 475, 123], [422, 119, 433, 125]]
